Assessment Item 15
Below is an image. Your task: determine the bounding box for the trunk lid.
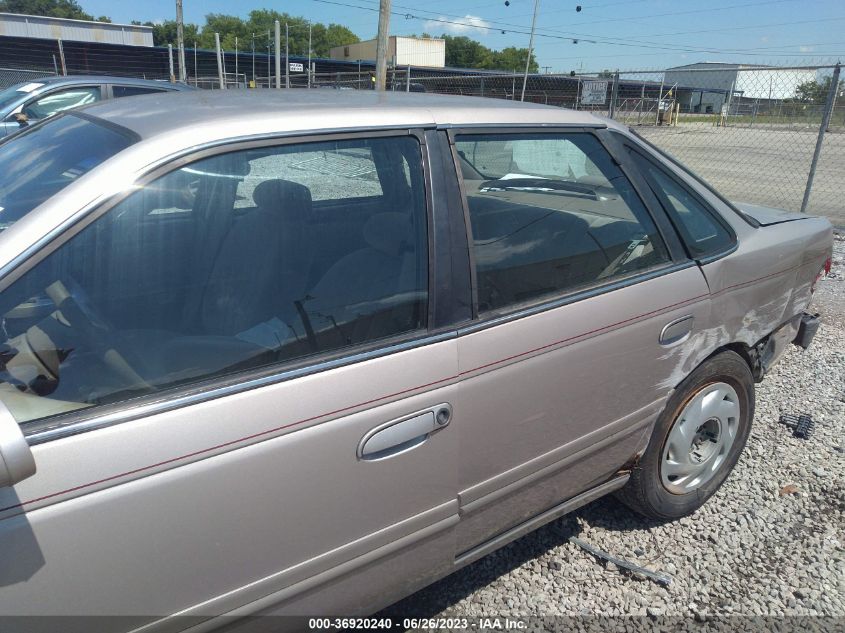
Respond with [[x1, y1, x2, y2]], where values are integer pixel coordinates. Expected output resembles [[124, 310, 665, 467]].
[[734, 202, 811, 226]]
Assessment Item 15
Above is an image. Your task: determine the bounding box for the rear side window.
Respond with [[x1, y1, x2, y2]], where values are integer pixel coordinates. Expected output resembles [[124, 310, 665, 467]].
[[631, 152, 734, 258], [112, 86, 168, 98], [455, 133, 670, 314], [0, 135, 428, 427]]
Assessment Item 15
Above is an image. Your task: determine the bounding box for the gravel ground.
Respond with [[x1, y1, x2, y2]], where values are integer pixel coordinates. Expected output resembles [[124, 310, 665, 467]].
[[385, 231, 845, 623]]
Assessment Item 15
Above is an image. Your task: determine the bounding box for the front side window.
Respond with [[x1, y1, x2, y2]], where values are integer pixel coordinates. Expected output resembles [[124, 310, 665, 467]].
[[455, 133, 670, 314], [23, 86, 101, 120], [0, 136, 428, 426]]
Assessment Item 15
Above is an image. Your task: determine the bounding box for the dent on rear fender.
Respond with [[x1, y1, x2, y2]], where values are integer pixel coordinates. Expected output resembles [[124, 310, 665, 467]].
[[655, 285, 795, 391]]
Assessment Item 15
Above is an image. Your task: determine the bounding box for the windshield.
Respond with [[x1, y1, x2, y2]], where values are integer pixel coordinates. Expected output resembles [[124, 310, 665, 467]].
[[0, 81, 45, 112], [0, 114, 134, 232]]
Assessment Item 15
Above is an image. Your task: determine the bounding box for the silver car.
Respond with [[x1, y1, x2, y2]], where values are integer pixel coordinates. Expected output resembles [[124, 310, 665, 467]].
[[0, 91, 832, 629], [0, 75, 194, 137]]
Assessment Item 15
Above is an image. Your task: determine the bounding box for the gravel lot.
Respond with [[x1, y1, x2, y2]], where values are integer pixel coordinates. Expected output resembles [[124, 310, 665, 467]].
[[385, 231, 845, 623]]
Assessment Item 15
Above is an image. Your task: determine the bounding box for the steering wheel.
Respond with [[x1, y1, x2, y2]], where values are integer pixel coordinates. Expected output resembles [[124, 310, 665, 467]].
[[44, 278, 153, 392]]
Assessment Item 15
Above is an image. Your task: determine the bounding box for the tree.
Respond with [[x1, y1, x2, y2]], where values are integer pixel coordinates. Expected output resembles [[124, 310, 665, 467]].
[[441, 35, 537, 73], [442, 35, 493, 69], [491, 46, 538, 74], [138, 20, 201, 48], [794, 75, 844, 103], [0, 0, 106, 21]]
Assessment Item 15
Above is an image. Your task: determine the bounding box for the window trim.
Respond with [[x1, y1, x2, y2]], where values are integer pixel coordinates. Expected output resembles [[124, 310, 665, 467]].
[[8, 128, 442, 443], [624, 144, 739, 263], [446, 126, 687, 325]]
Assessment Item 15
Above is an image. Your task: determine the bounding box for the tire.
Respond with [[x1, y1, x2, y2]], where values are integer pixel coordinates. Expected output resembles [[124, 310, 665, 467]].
[[617, 350, 755, 520]]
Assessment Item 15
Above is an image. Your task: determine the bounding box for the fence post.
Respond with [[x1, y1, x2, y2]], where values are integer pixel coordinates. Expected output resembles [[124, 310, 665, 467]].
[[274, 21, 281, 89], [214, 33, 225, 89], [575, 77, 580, 110], [609, 70, 620, 119], [168, 44, 175, 83], [406, 65, 411, 92], [57, 38, 67, 76], [52, 54, 59, 76], [656, 77, 664, 125], [800, 63, 840, 213], [638, 82, 644, 124]]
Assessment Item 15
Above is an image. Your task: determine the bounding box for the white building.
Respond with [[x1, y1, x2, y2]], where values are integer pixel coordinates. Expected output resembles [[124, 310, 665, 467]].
[[330, 36, 446, 68], [664, 62, 817, 112], [0, 12, 153, 47]]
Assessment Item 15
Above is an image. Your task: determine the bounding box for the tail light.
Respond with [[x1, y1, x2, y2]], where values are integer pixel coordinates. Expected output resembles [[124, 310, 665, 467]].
[[811, 257, 832, 293]]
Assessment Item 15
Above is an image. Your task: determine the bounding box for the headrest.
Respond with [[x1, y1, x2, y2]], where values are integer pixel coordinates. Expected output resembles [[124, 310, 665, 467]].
[[252, 179, 312, 215], [363, 212, 415, 257]]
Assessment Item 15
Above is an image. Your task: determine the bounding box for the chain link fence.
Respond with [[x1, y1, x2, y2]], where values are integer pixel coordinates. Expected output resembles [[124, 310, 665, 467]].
[[0, 66, 57, 89], [0, 39, 841, 225]]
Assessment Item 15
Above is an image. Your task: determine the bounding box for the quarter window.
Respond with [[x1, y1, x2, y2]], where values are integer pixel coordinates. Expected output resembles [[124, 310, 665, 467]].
[[455, 133, 670, 314], [111, 86, 168, 98], [0, 136, 428, 426], [631, 153, 734, 258]]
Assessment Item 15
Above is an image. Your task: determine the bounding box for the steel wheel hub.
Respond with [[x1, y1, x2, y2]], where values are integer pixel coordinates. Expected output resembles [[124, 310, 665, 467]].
[[661, 382, 740, 494]]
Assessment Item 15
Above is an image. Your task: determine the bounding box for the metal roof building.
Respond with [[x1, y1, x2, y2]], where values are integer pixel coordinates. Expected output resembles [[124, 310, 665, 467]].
[[330, 36, 446, 68], [0, 12, 153, 47], [664, 62, 817, 111]]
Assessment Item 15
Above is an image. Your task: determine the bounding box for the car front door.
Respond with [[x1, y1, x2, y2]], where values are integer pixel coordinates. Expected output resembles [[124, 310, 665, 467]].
[[0, 131, 459, 625], [448, 128, 713, 557]]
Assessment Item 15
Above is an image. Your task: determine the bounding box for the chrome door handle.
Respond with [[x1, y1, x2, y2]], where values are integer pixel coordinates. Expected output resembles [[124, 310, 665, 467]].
[[660, 315, 694, 345], [358, 404, 452, 461]]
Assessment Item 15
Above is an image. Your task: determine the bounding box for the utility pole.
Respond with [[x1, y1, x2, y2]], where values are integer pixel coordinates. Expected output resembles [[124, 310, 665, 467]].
[[521, 0, 539, 102], [285, 22, 290, 88], [375, 0, 391, 91], [274, 20, 281, 89], [175, 0, 186, 82]]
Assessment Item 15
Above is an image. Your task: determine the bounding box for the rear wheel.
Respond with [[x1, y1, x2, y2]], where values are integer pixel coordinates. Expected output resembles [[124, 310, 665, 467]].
[[618, 350, 754, 519]]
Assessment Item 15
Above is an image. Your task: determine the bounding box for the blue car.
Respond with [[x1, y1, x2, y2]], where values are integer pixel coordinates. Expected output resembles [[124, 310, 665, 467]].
[[0, 75, 194, 137]]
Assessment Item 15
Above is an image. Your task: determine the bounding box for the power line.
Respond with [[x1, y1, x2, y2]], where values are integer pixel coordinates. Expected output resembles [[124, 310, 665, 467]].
[[313, 0, 844, 59], [539, 0, 800, 30]]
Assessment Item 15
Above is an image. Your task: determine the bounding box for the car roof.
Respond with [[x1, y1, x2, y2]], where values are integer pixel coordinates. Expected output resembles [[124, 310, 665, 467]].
[[78, 89, 613, 144]]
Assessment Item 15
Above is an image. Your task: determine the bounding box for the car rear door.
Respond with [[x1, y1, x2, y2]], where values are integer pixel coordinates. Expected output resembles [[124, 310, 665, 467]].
[[447, 128, 713, 557], [0, 130, 460, 626]]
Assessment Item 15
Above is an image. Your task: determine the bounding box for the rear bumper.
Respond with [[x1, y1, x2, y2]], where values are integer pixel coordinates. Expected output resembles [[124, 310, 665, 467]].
[[793, 312, 821, 350]]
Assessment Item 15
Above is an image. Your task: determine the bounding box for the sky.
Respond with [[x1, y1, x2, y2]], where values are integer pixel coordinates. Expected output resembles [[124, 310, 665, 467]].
[[78, 0, 845, 72]]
